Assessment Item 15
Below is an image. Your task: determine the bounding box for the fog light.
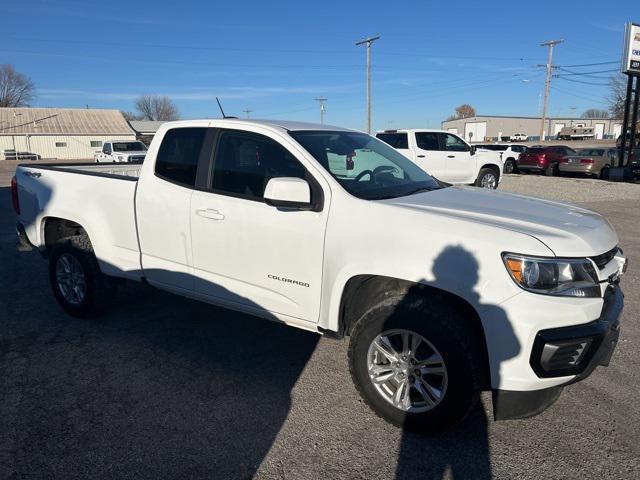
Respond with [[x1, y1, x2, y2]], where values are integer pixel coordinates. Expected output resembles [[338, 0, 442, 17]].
[[540, 338, 593, 372]]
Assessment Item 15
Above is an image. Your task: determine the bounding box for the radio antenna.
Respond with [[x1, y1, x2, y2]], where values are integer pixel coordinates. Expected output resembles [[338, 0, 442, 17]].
[[216, 97, 227, 118]]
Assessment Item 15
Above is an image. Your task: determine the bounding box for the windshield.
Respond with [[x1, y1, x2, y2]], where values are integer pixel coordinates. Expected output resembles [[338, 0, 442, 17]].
[[289, 130, 442, 200], [525, 147, 545, 154], [113, 141, 147, 152], [577, 148, 604, 156]]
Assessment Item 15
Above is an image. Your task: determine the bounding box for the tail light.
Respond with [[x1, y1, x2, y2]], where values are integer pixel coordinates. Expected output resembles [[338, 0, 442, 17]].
[[537, 153, 547, 164], [580, 158, 594, 164], [11, 175, 20, 215]]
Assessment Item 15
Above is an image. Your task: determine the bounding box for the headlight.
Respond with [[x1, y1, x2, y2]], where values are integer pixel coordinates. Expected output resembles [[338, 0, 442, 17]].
[[117, 155, 124, 161], [502, 253, 600, 298]]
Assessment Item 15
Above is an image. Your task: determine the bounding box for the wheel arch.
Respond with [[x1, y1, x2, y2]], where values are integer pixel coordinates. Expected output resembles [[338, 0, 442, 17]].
[[43, 216, 92, 253], [338, 275, 491, 389]]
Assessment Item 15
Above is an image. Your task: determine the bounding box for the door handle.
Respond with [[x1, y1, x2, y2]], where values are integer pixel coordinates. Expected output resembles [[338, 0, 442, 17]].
[[196, 208, 225, 220], [417, 155, 426, 158], [447, 155, 456, 158]]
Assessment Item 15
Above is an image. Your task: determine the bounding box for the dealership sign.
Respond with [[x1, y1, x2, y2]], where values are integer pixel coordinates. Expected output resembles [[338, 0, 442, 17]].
[[622, 22, 640, 75]]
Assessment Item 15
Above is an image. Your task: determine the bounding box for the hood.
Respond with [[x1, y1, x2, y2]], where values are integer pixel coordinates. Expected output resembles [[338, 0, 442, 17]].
[[381, 186, 618, 257]]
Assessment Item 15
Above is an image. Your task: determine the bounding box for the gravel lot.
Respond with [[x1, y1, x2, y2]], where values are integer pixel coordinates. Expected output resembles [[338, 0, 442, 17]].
[[1, 159, 639, 480]]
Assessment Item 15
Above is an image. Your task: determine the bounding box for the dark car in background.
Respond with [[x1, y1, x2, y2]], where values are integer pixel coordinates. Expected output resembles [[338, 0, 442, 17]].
[[517, 145, 575, 176]]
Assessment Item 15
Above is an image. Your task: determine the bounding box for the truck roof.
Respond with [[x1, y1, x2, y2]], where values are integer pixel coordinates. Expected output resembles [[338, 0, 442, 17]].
[[162, 118, 355, 133]]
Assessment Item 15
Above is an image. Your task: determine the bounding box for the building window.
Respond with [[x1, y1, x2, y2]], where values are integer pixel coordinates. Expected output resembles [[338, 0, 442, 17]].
[[90, 140, 103, 148], [55, 142, 67, 147]]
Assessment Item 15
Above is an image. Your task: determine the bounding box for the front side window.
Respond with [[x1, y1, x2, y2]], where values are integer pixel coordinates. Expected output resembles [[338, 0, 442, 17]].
[[112, 141, 148, 152], [211, 130, 306, 201], [376, 132, 408, 149], [103, 144, 111, 154], [415, 132, 439, 151], [442, 134, 469, 152], [290, 130, 441, 200], [155, 128, 206, 186]]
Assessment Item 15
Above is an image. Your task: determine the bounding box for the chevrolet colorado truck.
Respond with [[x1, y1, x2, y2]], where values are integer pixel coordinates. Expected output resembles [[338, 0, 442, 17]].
[[13, 119, 627, 432], [375, 129, 503, 189]]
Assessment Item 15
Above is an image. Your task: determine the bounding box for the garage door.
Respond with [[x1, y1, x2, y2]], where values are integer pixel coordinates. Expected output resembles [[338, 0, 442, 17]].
[[464, 122, 487, 142], [613, 124, 622, 139], [595, 123, 605, 140]]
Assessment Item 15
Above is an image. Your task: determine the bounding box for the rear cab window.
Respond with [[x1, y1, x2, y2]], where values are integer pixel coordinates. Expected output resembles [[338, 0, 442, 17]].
[[376, 132, 409, 149], [155, 127, 207, 187]]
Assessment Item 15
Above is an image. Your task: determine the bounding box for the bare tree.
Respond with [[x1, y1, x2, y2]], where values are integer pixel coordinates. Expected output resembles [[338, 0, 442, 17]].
[[608, 74, 627, 118], [0, 64, 36, 107], [134, 95, 180, 121], [446, 104, 476, 121], [121, 110, 143, 121], [581, 108, 609, 119]]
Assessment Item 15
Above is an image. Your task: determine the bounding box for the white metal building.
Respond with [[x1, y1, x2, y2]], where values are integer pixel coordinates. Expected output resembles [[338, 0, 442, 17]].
[[441, 115, 623, 142], [0, 107, 136, 160]]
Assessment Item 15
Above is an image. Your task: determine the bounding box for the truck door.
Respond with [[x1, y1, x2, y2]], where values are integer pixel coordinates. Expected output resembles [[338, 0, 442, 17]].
[[136, 126, 208, 292], [190, 128, 329, 323], [438, 133, 476, 183], [412, 131, 446, 179]]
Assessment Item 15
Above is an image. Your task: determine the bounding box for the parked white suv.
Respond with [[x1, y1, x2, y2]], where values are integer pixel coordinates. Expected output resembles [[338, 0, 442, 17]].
[[510, 133, 528, 142], [14, 119, 627, 432], [94, 140, 148, 163], [376, 129, 503, 189]]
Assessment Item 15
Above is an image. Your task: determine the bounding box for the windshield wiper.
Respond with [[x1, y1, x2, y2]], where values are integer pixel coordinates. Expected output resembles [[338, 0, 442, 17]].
[[402, 187, 436, 197]]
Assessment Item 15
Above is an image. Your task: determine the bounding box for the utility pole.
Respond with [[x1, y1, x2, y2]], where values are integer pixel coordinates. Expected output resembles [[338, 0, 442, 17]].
[[314, 97, 327, 124], [356, 35, 380, 134], [538, 39, 563, 141], [243, 109, 252, 119]]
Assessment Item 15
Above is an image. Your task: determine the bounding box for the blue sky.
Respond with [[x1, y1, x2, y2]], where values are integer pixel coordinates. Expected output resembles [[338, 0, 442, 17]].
[[1, 0, 633, 130]]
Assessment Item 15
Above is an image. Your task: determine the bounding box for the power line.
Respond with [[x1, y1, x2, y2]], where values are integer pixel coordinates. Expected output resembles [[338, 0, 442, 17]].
[[554, 60, 618, 67], [556, 68, 617, 76], [554, 76, 609, 86]]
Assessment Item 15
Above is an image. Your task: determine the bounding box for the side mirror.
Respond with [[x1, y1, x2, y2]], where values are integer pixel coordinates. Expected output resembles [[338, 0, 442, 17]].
[[470, 145, 477, 156], [264, 177, 311, 209]]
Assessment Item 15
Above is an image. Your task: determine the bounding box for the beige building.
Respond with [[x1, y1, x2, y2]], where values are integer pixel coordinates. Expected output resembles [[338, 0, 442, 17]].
[[441, 115, 623, 143], [0, 107, 136, 160]]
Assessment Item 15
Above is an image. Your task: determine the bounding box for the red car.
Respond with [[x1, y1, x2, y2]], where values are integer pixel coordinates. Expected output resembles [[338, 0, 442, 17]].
[[517, 145, 576, 176]]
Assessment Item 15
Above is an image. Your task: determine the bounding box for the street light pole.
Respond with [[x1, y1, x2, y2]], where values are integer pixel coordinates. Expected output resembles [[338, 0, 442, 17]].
[[356, 35, 380, 134], [539, 39, 563, 141]]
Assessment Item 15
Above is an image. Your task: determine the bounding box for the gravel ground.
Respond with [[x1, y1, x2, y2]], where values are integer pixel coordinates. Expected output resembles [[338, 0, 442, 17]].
[[500, 173, 640, 203], [1, 160, 639, 479]]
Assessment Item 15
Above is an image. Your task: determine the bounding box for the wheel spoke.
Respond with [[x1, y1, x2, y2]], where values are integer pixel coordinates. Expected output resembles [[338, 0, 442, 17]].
[[413, 378, 435, 407], [393, 380, 411, 410], [401, 331, 410, 354], [420, 378, 443, 400], [369, 365, 395, 384], [373, 336, 399, 362], [410, 333, 422, 355], [420, 365, 446, 375], [416, 352, 443, 367]]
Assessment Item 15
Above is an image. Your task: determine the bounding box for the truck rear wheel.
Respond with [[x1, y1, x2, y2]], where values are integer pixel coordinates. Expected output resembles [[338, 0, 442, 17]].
[[49, 234, 116, 318], [348, 295, 479, 432], [475, 168, 498, 189]]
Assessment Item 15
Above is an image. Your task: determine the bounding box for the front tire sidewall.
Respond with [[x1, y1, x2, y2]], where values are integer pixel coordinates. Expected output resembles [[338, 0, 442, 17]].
[[349, 298, 477, 432]]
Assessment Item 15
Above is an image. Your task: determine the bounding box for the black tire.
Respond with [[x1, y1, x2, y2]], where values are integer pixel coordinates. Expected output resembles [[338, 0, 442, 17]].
[[475, 167, 499, 189], [544, 162, 557, 177], [49, 234, 116, 318], [504, 159, 516, 174], [348, 294, 480, 433], [599, 165, 610, 180]]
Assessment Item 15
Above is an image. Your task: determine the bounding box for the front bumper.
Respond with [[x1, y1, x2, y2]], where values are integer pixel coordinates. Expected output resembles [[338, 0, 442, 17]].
[[493, 285, 623, 420]]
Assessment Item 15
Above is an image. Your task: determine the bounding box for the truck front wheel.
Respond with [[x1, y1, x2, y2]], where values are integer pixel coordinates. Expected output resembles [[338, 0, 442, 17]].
[[49, 234, 116, 318], [348, 295, 479, 432]]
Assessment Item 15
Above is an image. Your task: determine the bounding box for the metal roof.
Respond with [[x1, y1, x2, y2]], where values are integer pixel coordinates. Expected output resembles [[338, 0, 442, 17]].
[[129, 120, 165, 134], [0, 108, 134, 135]]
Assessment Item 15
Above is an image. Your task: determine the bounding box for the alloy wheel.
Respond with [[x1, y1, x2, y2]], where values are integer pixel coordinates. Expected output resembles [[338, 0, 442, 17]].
[[55, 253, 87, 305]]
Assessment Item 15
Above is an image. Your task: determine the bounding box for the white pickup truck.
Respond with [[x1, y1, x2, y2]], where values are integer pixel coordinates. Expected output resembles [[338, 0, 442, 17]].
[[13, 119, 626, 432], [375, 129, 503, 189], [94, 140, 148, 163]]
